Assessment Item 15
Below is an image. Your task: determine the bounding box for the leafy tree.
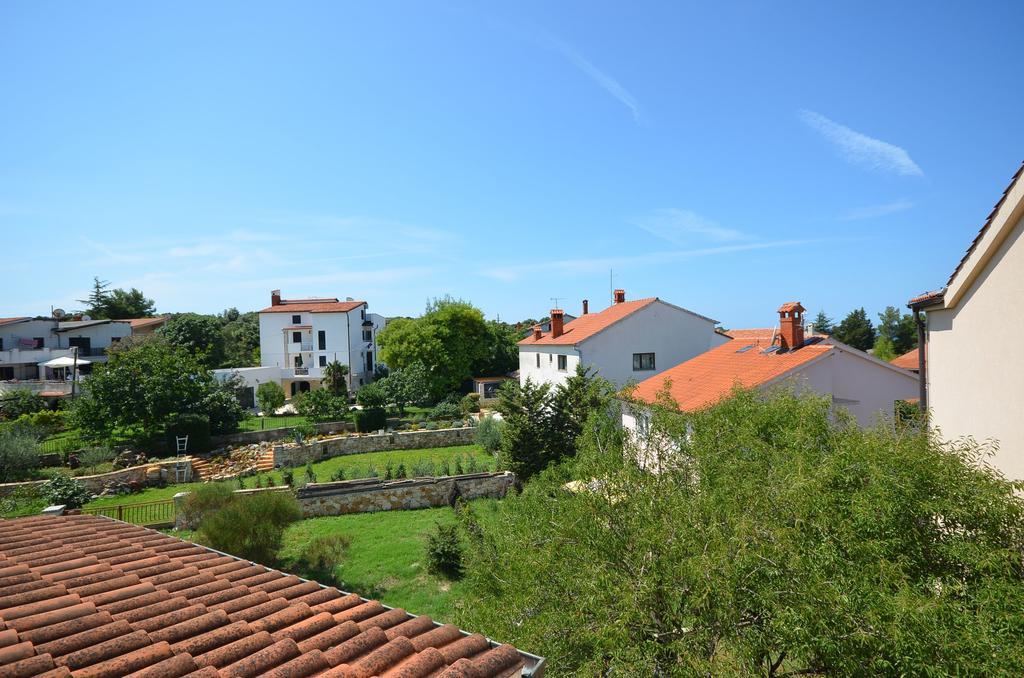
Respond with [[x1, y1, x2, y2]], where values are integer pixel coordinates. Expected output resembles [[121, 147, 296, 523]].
[[78, 277, 111, 317], [355, 382, 387, 410], [377, 297, 490, 400], [811, 310, 834, 335], [77, 277, 155, 319], [159, 313, 226, 368], [473, 320, 521, 377], [459, 389, 1024, 675], [872, 334, 898, 361], [377, 362, 430, 415], [549, 365, 616, 463], [877, 305, 918, 355], [41, 473, 92, 509], [495, 378, 554, 483], [293, 388, 349, 423], [0, 390, 45, 420], [219, 309, 260, 367], [256, 381, 286, 415], [322, 360, 349, 396], [833, 307, 876, 351]]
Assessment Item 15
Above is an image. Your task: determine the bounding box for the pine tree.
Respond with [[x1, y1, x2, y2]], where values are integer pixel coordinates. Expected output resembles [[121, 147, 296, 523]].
[[833, 308, 876, 351], [811, 310, 834, 335], [78, 277, 110, 317]]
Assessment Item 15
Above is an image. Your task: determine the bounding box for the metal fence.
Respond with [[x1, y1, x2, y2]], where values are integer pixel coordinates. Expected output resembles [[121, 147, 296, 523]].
[[38, 436, 85, 455], [82, 499, 176, 527]]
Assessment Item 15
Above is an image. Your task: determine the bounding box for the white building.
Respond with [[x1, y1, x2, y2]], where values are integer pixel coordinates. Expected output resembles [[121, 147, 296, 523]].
[[216, 290, 387, 403], [623, 302, 920, 445], [518, 290, 728, 389], [909, 161, 1024, 480]]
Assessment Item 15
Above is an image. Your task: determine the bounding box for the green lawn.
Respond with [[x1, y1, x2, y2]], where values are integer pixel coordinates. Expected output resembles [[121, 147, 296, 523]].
[[81, 444, 495, 511], [235, 415, 311, 432]]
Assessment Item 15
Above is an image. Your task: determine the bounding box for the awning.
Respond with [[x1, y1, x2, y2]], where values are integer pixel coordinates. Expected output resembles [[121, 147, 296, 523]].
[[41, 356, 92, 368]]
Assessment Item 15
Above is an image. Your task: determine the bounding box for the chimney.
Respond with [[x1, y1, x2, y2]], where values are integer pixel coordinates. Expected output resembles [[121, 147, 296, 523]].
[[614, 289, 626, 304], [582, 299, 589, 315], [271, 289, 282, 306], [532, 325, 543, 341], [777, 302, 806, 350], [550, 309, 564, 338]]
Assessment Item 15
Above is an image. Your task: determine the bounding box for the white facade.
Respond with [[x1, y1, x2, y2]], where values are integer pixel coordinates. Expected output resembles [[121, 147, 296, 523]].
[[0, 318, 133, 381], [519, 300, 728, 389]]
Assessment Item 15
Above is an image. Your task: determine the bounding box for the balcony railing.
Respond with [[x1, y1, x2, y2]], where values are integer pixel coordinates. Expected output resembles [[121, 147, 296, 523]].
[[294, 367, 309, 376], [298, 343, 313, 351]]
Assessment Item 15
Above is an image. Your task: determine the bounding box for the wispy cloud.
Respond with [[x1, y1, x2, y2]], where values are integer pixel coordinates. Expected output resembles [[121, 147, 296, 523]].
[[480, 240, 813, 283], [546, 37, 643, 124], [839, 199, 915, 221], [634, 209, 745, 245], [799, 110, 923, 177]]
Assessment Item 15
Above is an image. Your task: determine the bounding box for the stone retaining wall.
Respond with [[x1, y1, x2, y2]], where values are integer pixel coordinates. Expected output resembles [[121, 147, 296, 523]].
[[0, 459, 190, 498], [296, 471, 514, 516], [274, 427, 476, 468]]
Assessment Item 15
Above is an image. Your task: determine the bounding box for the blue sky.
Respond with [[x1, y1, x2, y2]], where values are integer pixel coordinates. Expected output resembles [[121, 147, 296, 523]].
[[2, 1, 1021, 328]]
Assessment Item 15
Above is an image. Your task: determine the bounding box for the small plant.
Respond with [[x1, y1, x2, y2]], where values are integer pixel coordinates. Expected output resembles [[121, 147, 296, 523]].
[[41, 473, 92, 509], [467, 456, 479, 473], [474, 416, 504, 455], [395, 463, 406, 479], [440, 460, 450, 477], [461, 393, 481, 415], [293, 421, 317, 442], [411, 461, 433, 477], [281, 467, 295, 487], [198, 491, 302, 563], [384, 459, 394, 480], [332, 467, 346, 481], [77, 446, 115, 469], [256, 381, 286, 416], [298, 533, 351, 583], [304, 462, 318, 485], [424, 422, 437, 431], [454, 456, 464, 475], [425, 520, 464, 579], [428, 401, 462, 422], [236, 475, 246, 489], [366, 465, 379, 478]]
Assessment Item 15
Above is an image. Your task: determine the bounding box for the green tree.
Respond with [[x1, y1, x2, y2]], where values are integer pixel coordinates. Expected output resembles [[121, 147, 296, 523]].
[[833, 307, 876, 351], [494, 378, 554, 483], [355, 382, 387, 410], [473, 320, 521, 377], [377, 297, 490, 400], [811, 310, 834, 335], [256, 381, 286, 415], [198, 491, 302, 563], [0, 390, 45, 420], [78, 277, 111, 317], [872, 334, 898, 361], [877, 305, 918, 355], [159, 313, 226, 368], [377, 362, 430, 415], [293, 388, 349, 423], [102, 288, 156, 319], [219, 309, 260, 367], [322, 360, 349, 396], [459, 390, 1024, 675], [548, 365, 616, 463]]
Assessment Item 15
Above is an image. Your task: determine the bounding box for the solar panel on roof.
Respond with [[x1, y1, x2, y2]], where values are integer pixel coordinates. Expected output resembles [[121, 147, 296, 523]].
[[761, 346, 780, 354], [735, 345, 754, 353]]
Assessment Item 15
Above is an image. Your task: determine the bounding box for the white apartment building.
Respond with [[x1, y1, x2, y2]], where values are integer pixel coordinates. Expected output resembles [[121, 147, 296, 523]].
[[518, 290, 728, 389]]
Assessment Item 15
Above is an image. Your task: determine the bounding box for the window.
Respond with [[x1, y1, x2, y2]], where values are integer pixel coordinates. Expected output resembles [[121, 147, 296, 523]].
[[536, 354, 540, 368], [294, 356, 303, 367], [361, 309, 366, 320], [292, 314, 301, 324], [0, 338, 3, 351], [292, 331, 301, 343], [318, 330, 326, 351], [557, 355, 567, 371], [318, 355, 327, 367], [633, 352, 656, 371], [366, 351, 373, 372], [33, 337, 45, 349], [362, 329, 372, 342]]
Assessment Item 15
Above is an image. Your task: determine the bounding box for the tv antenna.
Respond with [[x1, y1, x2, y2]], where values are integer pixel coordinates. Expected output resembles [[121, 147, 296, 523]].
[[550, 296, 564, 309]]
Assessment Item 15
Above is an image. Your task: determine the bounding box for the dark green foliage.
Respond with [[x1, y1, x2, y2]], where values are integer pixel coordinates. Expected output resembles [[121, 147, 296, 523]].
[[180, 483, 234, 528], [281, 467, 295, 487], [548, 365, 616, 463], [425, 520, 464, 579], [79, 277, 156, 319], [495, 379, 552, 483], [0, 390, 45, 421], [166, 413, 211, 454], [304, 463, 317, 485], [428, 401, 461, 422], [297, 533, 351, 583], [294, 389, 349, 423], [877, 305, 918, 355], [332, 467, 346, 481], [395, 463, 406, 479], [811, 309, 834, 335], [459, 390, 1024, 675], [159, 313, 226, 368], [219, 309, 260, 368], [256, 382, 286, 416], [474, 320, 521, 378], [198, 491, 303, 563], [355, 382, 387, 410], [376, 363, 430, 415], [354, 408, 387, 433], [0, 430, 40, 482], [833, 307, 876, 351], [461, 393, 481, 414], [203, 379, 246, 435], [41, 473, 91, 508], [322, 361, 349, 397]]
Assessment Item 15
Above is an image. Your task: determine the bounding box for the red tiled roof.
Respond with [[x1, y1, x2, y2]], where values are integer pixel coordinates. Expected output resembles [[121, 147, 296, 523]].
[[907, 289, 945, 308], [721, 328, 776, 341], [518, 298, 658, 346], [259, 300, 364, 314], [0, 514, 540, 677], [630, 337, 833, 411], [890, 348, 920, 370], [0, 317, 30, 326], [125, 317, 167, 330]]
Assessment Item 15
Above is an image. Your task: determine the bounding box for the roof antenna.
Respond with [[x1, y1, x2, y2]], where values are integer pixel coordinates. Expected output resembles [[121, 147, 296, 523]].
[[550, 297, 564, 309], [609, 269, 616, 305]]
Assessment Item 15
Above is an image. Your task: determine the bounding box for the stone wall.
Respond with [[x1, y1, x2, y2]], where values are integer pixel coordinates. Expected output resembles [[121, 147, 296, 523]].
[[274, 427, 476, 468], [0, 459, 191, 499], [296, 471, 515, 516]]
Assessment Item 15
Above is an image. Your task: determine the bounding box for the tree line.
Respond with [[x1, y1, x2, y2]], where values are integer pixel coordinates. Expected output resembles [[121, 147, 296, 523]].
[[812, 305, 917, 360]]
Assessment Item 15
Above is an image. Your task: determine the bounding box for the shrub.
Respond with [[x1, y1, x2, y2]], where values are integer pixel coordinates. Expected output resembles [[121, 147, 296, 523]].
[[332, 467, 346, 481], [395, 463, 407, 479], [0, 390, 45, 420], [428, 401, 462, 422], [281, 467, 295, 487], [297, 533, 351, 582], [293, 421, 317, 442], [199, 491, 302, 563], [304, 463, 317, 485], [355, 408, 387, 433], [180, 483, 234, 529], [0, 430, 40, 483], [454, 456, 464, 475], [424, 422, 437, 431], [294, 389, 349, 423], [384, 459, 394, 480], [0, 484, 45, 518], [474, 416, 504, 455], [355, 382, 387, 410], [425, 520, 464, 579], [461, 393, 481, 415], [16, 410, 68, 438], [256, 381, 286, 415], [41, 473, 91, 509], [166, 413, 211, 455]]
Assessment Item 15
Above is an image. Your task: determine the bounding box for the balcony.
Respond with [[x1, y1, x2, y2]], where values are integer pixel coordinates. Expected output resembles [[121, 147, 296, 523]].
[[0, 347, 73, 365], [299, 343, 313, 351], [0, 380, 75, 396], [294, 366, 309, 376]]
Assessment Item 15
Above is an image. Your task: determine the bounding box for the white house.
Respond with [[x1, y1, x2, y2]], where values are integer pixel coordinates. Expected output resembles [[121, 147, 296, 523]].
[[623, 302, 920, 443], [216, 290, 386, 402], [908, 161, 1024, 481], [518, 289, 728, 389]]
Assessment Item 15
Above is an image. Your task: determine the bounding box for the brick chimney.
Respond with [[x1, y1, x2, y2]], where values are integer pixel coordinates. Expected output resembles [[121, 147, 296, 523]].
[[613, 289, 626, 304], [533, 325, 543, 340], [777, 302, 805, 350], [271, 289, 282, 306], [582, 299, 589, 315], [550, 309, 565, 338]]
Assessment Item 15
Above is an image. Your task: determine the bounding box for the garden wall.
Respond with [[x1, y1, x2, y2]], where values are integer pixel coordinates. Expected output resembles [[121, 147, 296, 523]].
[[210, 420, 354, 447], [273, 427, 476, 468], [0, 459, 189, 498], [295, 471, 515, 516]]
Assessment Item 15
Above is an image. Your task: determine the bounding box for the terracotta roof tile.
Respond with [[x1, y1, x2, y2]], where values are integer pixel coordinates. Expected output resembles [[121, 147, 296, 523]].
[[0, 514, 542, 676], [518, 298, 659, 346], [890, 348, 920, 370], [258, 300, 365, 314]]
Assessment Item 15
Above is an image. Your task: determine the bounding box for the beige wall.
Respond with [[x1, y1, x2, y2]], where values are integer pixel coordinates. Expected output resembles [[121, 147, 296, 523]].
[[927, 212, 1024, 480]]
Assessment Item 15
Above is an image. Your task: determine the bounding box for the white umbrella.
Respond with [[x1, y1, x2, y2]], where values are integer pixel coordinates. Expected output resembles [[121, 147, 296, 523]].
[[41, 356, 92, 368]]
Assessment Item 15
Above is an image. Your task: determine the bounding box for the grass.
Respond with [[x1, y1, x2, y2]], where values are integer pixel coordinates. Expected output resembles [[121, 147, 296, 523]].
[[235, 415, 311, 432]]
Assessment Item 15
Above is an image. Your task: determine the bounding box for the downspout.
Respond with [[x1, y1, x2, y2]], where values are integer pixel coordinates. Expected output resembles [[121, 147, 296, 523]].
[[913, 309, 927, 413]]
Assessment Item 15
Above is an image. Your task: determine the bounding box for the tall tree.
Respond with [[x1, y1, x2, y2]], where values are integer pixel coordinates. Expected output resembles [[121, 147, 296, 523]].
[[102, 288, 156, 319], [322, 360, 349, 396], [495, 378, 554, 484], [811, 310, 834, 335], [549, 365, 616, 463], [876, 305, 918, 355], [159, 313, 226, 369], [78, 277, 111, 317], [833, 308, 876, 351], [473, 320, 521, 377], [219, 309, 260, 368]]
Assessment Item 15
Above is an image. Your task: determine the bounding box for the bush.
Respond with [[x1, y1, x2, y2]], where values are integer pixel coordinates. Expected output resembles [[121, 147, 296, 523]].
[[461, 393, 481, 415], [0, 484, 45, 518], [166, 413, 211, 455], [426, 520, 464, 579], [297, 533, 351, 582], [198, 491, 302, 563], [41, 473, 91, 509], [180, 483, 234, 528], [281, 467, 295, 487], [77, 446, 115, 469], [428, 401, 462, 422], [294, 389, 349, 424], [0, 430, 40, 483], [0, 390, 45, 420], [12, 410, 68, 439], [293, 421, 317, 442], [256, 381, 286, 415], [355, 382, 387, 410], [354, 408, 387, 433], [395, 463, 407, 479], [474, 416, 504, 455], [332, 467, 346, 481], [304, 463, 318, 485]]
